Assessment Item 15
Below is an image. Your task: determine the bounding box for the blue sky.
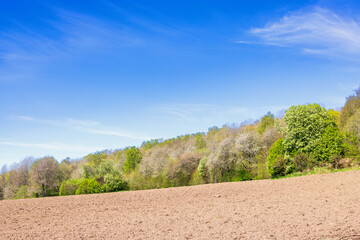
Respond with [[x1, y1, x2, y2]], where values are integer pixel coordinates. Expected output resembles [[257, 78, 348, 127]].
[[1, 0, 360, 166]]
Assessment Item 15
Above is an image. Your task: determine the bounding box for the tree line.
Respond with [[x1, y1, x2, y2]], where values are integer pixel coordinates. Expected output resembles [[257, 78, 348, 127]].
[[1, 89, 360, 200]]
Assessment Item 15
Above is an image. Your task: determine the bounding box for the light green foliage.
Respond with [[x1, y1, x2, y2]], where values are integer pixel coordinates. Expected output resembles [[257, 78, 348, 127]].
[[267, 138, 286, 178], [75, 179, 101, 195], [102, 175, 129, 192], [328, 109, 340, 127], [98, 160, 119, 177], [195, 133, 206, 150], [340, 88, 360, 128], [258, 112, 275, 134], [81, 164, 96, 179], [189, 169, 206, 185], [283, 104, 341, 158], [59, 179, 81, 196], [343, 132, 360, 157], [86, 152, 107, 167], [197, 156, 208, 178], [123, 147, 142, 173], [141, 139, 163, 150], [15, 185, 28, 199], [343, 109, 360, 156]]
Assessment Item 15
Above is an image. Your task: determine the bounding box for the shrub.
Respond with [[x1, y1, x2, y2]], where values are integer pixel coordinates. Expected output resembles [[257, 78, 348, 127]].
[[59, 179, 81, 196], [103, 175, 129, 192], [328, 155, 345, 169], [273, 156, 288, 177], [292, 153, 308, 172], [75, 178, 101, 195]]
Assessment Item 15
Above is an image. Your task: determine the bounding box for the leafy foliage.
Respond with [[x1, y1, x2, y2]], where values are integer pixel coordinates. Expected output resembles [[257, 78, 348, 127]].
[[283, 103, 341, 159], [123, 147, 142, 173], [59, 179, 81, 196], [258, 112, 275, 134], [267, 138, 286, 178], [340, 88, 360, 128], [75, 179, 101, 195], [102, 175, 129, 192], [195, 133, 206, 149]]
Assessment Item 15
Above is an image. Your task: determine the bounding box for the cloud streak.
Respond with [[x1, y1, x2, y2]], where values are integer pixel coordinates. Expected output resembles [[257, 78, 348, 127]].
[[0, 141, 103, 153], [151, 104, 288, 123], [15, 116, 150, 140], [247, 7, 360, 58]]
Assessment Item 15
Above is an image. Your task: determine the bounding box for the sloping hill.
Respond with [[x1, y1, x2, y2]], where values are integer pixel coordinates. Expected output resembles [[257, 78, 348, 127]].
[[1, 171, 360, 239]]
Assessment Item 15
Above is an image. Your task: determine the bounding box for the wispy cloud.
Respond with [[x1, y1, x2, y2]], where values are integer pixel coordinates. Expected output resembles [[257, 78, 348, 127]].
[[0, 141, 103, 153], [151, 104, 288, 123], [14, 116, 150, 140], [0, 8, 145, 82], [246, 7, 360, 58]]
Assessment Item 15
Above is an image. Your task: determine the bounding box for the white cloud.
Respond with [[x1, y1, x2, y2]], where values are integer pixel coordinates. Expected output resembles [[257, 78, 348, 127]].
[[248, 7, 360, 58]]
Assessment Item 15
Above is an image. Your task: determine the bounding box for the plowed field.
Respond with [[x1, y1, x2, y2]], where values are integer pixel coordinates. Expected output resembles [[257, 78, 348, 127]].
[[1, 171, 360, 239]]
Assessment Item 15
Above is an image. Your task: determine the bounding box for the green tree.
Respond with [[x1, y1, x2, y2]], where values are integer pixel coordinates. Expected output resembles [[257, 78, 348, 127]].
[[313, 125, 344, 161], [283, 103, 341, 159], [123, 147, 142, 173]]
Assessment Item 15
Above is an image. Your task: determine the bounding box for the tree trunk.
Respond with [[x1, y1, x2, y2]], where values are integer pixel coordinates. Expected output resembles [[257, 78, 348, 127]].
[[42, 183, 46, 197]]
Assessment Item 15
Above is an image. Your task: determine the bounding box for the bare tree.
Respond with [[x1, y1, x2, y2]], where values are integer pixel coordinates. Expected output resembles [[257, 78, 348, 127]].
[[29, 157, 58, 197], [235, 131, 262, 175], [206, 138, 236, 182]]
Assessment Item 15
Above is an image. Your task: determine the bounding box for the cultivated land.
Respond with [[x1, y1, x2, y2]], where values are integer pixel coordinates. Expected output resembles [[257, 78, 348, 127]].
[[1, 171, 360, 240]]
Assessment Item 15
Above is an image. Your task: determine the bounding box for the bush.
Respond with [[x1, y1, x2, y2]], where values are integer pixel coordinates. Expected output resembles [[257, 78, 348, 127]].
[[75, 179, 101, 195], [267, 138, 286, 178], [103, 175, 129, 192], [292, 153, 308, 172], [273, 156, 288, 177], [59, 179, 81, 196]]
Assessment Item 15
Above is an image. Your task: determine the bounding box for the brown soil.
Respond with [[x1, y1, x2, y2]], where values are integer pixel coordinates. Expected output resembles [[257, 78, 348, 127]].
[[1, 171, 360, 240]]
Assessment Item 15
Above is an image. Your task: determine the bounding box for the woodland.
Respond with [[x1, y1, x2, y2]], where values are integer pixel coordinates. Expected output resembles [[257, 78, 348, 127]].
[[1, 89, 360, 200]]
